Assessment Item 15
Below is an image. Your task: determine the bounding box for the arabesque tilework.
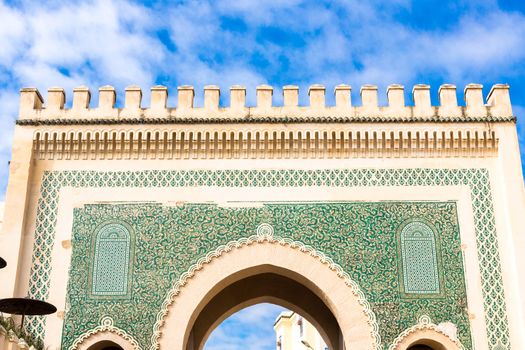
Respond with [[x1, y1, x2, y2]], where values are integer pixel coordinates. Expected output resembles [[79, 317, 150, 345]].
[[66, 201, 468, 349], [26, 169, 509, 350]]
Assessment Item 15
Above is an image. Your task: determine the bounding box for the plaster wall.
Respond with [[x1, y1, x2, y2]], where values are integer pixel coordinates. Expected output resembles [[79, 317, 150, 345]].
[[274, 312, 328, 350]]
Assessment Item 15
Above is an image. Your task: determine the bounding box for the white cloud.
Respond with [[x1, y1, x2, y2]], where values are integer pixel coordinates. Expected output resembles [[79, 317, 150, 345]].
[[0, 3, 25, 66], [0, 0, 169, 197], [0, 0, 166, 98], [411, 12, 525, 81], [158, 0, 525, 106], [0, 90, 20, 196], [205, 303, 287, 350], [215, 0, 305, 26], [0, 0, 524, 198]]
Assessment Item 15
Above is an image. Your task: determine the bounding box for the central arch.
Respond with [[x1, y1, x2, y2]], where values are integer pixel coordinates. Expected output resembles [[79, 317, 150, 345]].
[[156, 233, 379, 350], [192, 271, 341, 350]]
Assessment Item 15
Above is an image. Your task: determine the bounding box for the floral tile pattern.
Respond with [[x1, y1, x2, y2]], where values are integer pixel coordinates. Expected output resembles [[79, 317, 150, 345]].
[[26, 169, 509, 350]]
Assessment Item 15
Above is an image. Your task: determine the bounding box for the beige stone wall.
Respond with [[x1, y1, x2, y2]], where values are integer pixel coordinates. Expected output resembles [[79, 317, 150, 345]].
[[0, 83, 523, 350], [274, 312, 327, 350]]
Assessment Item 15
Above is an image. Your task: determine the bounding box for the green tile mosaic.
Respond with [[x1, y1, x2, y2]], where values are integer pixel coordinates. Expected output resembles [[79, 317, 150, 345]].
[[26, 169, 510, 350], [64, 201, 469, 350]]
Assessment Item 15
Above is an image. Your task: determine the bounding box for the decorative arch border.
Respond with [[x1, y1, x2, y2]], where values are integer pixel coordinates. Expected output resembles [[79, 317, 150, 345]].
[[69, 316, 142, 350], [150, 223, 381, 350], [26, 168, 509, 349], [388, 315, 464, 350]]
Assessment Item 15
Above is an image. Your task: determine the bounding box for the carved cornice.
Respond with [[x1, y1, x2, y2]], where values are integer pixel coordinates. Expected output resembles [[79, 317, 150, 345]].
[[32, 127, 498, 160], [15, 115, 517, 125]]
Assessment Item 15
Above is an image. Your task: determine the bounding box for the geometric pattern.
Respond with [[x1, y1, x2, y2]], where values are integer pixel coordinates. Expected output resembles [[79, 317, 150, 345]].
[[91, 223, 132, 297], [400, 221, 440, 295], [26, 168, 510, 350], [66, 200, 466, 350]]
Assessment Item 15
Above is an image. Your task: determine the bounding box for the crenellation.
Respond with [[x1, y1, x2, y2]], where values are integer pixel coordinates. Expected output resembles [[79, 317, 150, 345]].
[[412, 84, 433, 118], [385, 84, 411, 119], [438, 84, 458, 107], [204, 85, 220, 110], [256, 84, 273, 109], [47, 87, 65, 110], [72, 86, 90, 110], [334, 84, 351, 108], [150, 85, 168, 110], [98, 85, 116, 111], [387, 84, 404, 108], [283, 85, 299, 107], [412, 84, 431, 107], [16, 83, 515, 122], [177, 85, 194, 110], [487, 84, 512, 116], [464, 84, 485, 118], [124, 85, 142, 110], [308, 84, 325, 108], [19, 87, 43, 118], [464, 84, 483, 106], [230, 85, 246, 110], [438, 84, 461, 118], [360, 84, 379, 110]]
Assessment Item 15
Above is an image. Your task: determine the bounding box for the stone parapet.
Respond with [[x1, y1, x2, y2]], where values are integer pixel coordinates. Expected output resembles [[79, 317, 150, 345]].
[[16, 84, 514, 124]]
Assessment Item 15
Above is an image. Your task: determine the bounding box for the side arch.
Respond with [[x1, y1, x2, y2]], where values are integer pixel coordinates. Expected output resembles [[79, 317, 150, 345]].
[[70, 317, 142, 350], [152, 226, 380, 350], [389, 316, 464, 350]]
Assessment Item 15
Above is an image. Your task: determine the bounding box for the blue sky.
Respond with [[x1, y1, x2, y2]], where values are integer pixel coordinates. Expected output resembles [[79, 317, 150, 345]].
[[1, 0, 525, 348], [205, 304, 286, 350]]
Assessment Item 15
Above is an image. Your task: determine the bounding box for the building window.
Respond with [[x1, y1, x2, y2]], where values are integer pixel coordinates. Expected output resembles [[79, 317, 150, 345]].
[[91, 222, 133, 297], [399, 221, 440, 295], [277, 335, 282, 350]]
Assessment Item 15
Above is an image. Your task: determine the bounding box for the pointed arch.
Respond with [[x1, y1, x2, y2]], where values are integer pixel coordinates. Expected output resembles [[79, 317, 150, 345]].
[[389, 316, 464, 350], [70, 317, 141, 350], [152, 226, 380, 350]]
